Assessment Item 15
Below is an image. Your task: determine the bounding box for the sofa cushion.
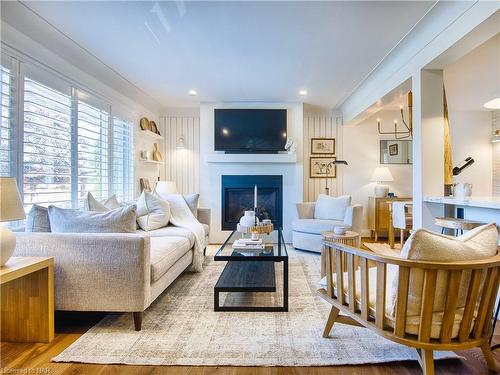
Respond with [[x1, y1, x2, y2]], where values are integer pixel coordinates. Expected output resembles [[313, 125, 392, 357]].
[[183, 193, 200, 217], [314, 194, 351, 221], [202, 223, 210, 237], [25, 205, 51, 232], [83, 192, 125, 211], [48, 205, 137, 233], [136, 190, 171, 231], [292, 219, 344, 235], [138, 225, 196, 248], [150, 236, 191, 282]]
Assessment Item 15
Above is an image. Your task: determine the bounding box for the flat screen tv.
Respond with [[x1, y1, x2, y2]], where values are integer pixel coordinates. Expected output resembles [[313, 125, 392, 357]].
[[214, 109, 287, 153]]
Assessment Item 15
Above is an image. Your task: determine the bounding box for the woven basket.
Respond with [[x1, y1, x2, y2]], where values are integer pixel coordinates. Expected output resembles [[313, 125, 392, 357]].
[[250, 224, 274, 234]]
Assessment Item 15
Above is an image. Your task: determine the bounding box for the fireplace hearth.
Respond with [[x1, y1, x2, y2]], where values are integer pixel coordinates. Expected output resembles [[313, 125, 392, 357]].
[[221, 175, 283, 230]]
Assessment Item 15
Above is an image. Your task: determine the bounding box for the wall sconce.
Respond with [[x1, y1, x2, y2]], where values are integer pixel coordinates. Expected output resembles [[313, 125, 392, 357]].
[[176, 136, 185, 149]]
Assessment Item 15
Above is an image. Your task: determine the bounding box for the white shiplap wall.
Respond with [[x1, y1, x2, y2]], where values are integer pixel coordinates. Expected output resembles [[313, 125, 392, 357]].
[[161, 116, 200, 194], [162, 112, 343, 201], [303, 115, 342, 202], [493, 110, 500, 196]]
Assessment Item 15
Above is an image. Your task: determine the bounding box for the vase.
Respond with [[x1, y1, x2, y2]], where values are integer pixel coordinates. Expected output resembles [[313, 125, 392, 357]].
[[239, 211, 257, 227]]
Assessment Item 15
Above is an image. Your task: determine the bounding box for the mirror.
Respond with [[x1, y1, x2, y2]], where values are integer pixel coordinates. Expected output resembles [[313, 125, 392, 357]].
[[380, 140, 413, 164]]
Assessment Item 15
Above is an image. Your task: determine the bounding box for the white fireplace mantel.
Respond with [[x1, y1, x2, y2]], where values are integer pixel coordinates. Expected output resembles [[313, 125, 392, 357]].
[[205, 153, 296, 164]]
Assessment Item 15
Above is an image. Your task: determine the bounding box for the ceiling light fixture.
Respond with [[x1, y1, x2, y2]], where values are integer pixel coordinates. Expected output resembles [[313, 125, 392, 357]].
[[377, 91, 413, 139], [299, 90, 307, 96], [189, 90, 197, 96], [484, 97, 500, 109]]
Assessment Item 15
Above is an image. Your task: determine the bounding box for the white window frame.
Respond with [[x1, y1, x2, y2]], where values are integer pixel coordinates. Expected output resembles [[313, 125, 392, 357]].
[[1, 48, 136, 210]]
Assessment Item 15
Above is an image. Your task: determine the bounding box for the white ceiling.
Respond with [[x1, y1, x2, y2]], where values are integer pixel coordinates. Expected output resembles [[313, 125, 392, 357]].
[[2, 1, 436, 110], [444, 33, 500, 112]]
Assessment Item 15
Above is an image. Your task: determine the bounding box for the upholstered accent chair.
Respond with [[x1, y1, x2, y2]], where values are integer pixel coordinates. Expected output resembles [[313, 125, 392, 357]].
[[292, 194, 363, 253], [318, 224, 500, 375]]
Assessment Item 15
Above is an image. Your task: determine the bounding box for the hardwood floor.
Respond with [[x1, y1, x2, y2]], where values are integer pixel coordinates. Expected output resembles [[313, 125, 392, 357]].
[[2, 243, 499, 374]]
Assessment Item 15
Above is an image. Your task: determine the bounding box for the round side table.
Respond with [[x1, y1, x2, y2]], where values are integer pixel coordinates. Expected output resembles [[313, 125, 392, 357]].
[[320, 231, 361, 278], [322, 230, 361, 248]]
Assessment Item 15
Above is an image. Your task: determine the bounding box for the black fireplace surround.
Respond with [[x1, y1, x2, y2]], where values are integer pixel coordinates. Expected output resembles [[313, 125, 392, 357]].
[[221, 175, 283, 231]]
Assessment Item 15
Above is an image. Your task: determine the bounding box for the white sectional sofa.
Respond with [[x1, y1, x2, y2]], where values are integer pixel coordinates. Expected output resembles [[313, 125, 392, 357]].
[[292, 198, 363, 253], [14, 208, 210, 331]]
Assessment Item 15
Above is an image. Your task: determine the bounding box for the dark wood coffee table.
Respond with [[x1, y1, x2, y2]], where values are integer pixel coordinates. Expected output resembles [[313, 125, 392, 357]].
[[213, 229, 288, 312]]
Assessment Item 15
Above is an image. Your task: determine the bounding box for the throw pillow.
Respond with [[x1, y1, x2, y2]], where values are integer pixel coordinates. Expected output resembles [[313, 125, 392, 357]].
[[82, 192, 108, 212], [183, 193, 200, 217], [83, 192, 127, 211], [102, 195, 121, 210], [25, 205, 51, 232], [389, 223, 499, 318], [136, 190, 171, 231], [314, 194, 351, 221], [48, 205, 137, 233]]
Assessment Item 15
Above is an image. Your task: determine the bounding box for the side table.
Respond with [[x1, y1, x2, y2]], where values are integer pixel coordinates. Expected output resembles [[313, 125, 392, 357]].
[[321, 231, 360, 278], [1, 256, 54, 343]]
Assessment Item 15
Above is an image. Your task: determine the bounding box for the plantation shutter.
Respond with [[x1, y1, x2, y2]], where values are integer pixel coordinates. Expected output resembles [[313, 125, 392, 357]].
[[111, 115, 134, 201], [23, 77, 72, 209], [77, 96, 109, 204], [0, 64, 14, 176]]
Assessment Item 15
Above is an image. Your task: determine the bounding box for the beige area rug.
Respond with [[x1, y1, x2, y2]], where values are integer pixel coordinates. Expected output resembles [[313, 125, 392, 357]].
[[53, 248, 459, 366]]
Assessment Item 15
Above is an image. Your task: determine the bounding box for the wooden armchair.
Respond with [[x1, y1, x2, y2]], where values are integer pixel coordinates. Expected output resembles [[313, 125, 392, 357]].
[[319, 241, 500, 375]]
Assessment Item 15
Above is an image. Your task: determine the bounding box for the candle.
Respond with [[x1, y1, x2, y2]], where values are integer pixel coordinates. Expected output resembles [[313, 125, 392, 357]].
[[254, 185, 257, 210]]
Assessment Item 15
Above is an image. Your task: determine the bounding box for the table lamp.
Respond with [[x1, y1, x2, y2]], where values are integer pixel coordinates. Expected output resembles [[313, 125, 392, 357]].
[[0, 177, 25, 265], [371, 167, 394, 198], [155, 181, 178, 194]]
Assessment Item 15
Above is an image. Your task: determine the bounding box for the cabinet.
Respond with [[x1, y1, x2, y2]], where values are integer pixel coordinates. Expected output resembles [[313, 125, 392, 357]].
[[368, 197, 411, 241]]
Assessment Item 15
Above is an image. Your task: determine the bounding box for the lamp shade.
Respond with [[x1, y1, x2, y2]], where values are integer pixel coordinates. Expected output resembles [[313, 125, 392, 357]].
[[0, 177, 25, 222], [371, 167, 394, 182], [155, 181, 178, 194]]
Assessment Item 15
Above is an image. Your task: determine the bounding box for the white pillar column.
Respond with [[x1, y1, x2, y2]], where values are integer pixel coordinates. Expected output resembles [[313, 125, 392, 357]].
[[412, 69, 445, 230]]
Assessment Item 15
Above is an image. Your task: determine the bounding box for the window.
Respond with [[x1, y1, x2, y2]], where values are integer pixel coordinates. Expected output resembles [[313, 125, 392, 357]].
[[23, 77, 72, 209], [77, 100, 109, 204], [0, 65, 13, 176], [0, 54, 137, 211], [111, 116, 134, 201]]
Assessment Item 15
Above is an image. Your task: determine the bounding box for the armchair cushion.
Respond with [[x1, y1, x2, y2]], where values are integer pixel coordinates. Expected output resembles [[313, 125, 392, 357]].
[[292, 219, 344, 235], [314, 194, 351, 221], [392, 223, 499, 318], [320, 266, 469, 338]]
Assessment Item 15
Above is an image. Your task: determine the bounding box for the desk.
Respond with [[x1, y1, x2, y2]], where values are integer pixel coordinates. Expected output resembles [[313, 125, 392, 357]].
[[1, 257, 54, 342]]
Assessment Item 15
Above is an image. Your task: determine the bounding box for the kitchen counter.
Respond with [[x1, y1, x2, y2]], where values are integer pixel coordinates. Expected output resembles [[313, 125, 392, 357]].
[[424, 196, 500, 210]]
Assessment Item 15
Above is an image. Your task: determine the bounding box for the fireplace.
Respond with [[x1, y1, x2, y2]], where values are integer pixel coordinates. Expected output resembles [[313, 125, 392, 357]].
[[221, 175, 283, 230]]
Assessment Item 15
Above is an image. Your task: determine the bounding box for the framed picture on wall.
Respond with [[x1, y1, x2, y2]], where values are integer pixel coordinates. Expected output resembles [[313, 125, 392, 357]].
[[310, 156, 336, 178], [311, 138, 335, 154], [389, 143, 399, 156]]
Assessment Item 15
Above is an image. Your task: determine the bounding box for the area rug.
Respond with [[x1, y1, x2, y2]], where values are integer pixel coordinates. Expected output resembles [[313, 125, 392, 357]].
[[53, 248, 459, 366]]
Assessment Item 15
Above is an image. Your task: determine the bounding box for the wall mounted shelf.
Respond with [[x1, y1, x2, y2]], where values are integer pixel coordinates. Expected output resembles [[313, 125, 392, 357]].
[[139, 159, 164, 165], [205, 153, 296, 164], [140, 129, 164, 140]]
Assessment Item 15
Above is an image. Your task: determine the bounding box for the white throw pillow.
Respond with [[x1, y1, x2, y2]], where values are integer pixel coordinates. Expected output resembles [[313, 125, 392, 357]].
[[48, 205, 137, 233], [25, 205, 51, 232], [102, 195, 121, 210], [389, 223, 499, 319], [183, 193, 200, 217], [82, 192, 108, 211], [314, 194, 351, 221], [136, 190, 171, 231]]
